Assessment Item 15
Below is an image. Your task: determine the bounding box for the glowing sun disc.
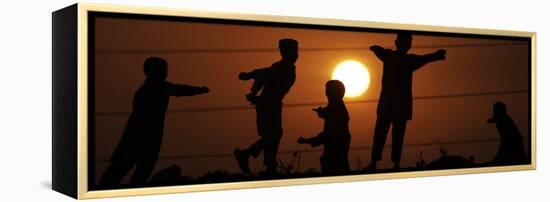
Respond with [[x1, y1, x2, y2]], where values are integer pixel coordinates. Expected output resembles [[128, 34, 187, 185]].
[[331, 60, 370, 98]]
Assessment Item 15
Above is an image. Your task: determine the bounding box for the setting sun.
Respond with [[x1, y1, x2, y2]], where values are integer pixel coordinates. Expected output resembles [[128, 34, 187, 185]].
[[331, 60, 370, 98]]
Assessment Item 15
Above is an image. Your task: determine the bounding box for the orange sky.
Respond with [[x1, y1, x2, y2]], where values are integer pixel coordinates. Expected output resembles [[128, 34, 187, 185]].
[[92, 16, 530, 183]]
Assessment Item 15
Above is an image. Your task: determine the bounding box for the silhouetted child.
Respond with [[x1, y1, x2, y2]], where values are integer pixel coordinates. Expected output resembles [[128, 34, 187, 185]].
[[234, 39, 299, 175], [367, 32, 446, 170], [487, 102, 526, 165], [99, 57, 209, 187], [298, 80, 351, 175]]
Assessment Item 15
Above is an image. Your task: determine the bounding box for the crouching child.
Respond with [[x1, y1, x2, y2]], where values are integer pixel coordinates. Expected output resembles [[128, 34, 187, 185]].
[[487, 101, 526, 165]]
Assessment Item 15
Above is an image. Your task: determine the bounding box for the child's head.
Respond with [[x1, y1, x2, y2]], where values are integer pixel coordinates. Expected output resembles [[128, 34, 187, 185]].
[[279, 38, 299, 63], [395, 32, 413, 53], [325, 80, 346, 101], [493, 101, 507, 115], [143, 57, 168, 81]]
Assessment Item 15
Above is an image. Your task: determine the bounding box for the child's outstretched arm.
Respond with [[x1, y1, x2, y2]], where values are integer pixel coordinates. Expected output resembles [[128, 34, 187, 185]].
[[297, 132, 326, 148], [313, 106, 328, 119], [239, 67, 271, 104], [411, 49, 446, 71], [487, 114, 499, 124], [167, 82, 209, 96]]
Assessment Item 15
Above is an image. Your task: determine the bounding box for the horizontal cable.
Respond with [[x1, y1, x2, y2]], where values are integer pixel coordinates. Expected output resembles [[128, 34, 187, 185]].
[[95, 42, 526, 54], [95, 89, 529, 116], [97, 137, 525, 162]]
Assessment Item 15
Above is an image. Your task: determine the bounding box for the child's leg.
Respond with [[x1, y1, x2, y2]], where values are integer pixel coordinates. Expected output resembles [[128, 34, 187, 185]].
[[130, 157, 157, 186], [99, 159, 135, 187], [259, 104, 283, 172], [247, 139, 263, 158], [391, 121, 407, 167], [235, 141, 257, 174], [263, 132, 282, 172], [370, 117, 392, 162]]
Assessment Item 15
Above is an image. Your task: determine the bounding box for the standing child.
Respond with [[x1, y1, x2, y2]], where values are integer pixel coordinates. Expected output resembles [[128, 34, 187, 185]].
[[367, 32, 446, 169], [298, 80, 351, 175]]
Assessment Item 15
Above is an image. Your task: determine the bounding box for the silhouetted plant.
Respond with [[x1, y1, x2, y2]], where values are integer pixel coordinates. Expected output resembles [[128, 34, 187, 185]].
[[353, 156, 363, 171], [439, 147, 448, 156], [416, 151, 426, 168]]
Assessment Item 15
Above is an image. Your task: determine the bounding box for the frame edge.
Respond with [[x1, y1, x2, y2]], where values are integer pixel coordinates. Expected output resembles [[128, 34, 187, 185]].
[[73, 2, 538, 199], [52, 3, 79, 199]]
